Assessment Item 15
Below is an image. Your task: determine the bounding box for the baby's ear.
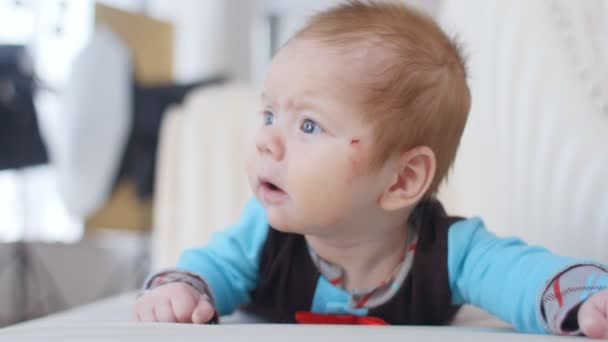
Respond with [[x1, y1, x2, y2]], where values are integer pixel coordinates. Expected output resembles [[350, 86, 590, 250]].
[[378, 146, 436, 211]]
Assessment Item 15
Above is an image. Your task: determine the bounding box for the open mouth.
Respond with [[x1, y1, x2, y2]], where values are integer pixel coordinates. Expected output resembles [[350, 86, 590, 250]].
[[259, 178, 288, 203], [261, 180, 284, 193]]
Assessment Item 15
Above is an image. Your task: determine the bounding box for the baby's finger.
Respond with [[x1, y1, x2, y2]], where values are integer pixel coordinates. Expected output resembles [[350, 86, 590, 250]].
[[579, 299, 608, 339], [191, 296, 215, 324], [154, 301, 178, 323]]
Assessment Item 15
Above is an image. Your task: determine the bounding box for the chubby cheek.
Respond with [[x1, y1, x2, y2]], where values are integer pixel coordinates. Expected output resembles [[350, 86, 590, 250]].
[[266, 207, 292, 231], [286, 143, 363, 226]]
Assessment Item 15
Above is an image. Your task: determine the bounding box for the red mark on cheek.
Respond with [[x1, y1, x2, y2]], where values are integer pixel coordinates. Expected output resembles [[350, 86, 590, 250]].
[[346, 138, 366, 183]]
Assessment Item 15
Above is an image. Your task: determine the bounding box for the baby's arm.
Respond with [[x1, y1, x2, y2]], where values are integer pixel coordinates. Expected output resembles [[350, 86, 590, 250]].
[[134, 198, 270, 322], [447, 218, 608, 335]]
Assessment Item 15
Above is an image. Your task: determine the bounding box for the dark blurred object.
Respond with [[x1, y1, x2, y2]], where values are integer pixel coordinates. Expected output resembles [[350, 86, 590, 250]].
[[0, 45, 48, 170], [118, 76, 226, 199]]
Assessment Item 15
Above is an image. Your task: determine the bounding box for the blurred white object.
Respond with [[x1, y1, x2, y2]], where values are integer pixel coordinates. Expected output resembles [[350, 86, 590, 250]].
[[54, 26, 132, 218], [438, 0, 608, 263], [152, 84, 260, 269]]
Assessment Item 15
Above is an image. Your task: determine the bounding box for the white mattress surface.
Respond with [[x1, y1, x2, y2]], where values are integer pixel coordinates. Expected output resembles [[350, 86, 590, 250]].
[[0, 292, 581, 341]]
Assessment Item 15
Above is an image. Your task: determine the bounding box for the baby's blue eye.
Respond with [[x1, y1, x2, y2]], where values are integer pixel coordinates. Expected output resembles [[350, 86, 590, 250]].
[[263, 111, 274, 125], [300, 118, 324, 134]]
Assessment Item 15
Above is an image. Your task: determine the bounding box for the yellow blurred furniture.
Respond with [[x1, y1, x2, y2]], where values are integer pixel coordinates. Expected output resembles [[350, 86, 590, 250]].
[[94, 4, 174, 84]]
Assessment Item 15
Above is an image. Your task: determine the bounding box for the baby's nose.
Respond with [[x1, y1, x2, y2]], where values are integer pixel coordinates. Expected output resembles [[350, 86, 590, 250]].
[[255, 128, 285, 161]]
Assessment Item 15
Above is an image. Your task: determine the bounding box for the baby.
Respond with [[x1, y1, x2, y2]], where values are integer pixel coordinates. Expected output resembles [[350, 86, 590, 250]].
[[133, 1, 608, 337]]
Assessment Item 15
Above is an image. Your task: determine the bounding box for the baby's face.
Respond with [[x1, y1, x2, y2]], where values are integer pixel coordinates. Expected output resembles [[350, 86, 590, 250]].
[[247, 39, 393, 236]]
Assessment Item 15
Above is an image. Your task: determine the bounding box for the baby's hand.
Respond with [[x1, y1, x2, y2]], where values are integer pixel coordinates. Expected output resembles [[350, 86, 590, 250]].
[[579, 289, 608, 338], [132, 282, 216, 324]]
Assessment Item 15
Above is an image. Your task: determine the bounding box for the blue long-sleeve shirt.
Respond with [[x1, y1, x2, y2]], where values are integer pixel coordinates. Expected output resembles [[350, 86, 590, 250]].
[[174, 198, 608, 334]]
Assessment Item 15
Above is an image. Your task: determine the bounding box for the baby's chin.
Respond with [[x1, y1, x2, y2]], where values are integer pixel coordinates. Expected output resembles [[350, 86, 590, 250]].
[[264, 209, 312, 234], [266, 212, 331, 237], [266, 212, 299, 233], [260, 197, 338, 235]]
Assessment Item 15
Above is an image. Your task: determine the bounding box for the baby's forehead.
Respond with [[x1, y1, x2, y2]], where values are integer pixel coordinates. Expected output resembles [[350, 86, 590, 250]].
[[265, 38, 396, 113], [286, 36, 394, 70], [326, 42, 398, 97]]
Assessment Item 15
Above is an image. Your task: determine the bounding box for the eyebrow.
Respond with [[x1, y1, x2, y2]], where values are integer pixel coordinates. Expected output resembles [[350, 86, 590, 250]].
[[261, 93, 323, 113]]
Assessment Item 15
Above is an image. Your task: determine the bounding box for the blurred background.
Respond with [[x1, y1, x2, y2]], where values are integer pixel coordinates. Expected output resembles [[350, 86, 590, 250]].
[[0, 0, 606, 328]]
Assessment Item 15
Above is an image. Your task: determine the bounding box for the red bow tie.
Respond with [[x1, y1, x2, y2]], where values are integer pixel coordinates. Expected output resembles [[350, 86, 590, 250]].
[[295, 311, 389, 325]]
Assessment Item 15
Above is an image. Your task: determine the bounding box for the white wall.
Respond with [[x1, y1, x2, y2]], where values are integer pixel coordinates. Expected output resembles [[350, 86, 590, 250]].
[[438, 0, 608, 263]]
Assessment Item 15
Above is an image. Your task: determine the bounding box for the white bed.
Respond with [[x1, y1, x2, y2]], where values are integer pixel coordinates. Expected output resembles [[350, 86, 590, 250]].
[[0, 292, 584, 341]]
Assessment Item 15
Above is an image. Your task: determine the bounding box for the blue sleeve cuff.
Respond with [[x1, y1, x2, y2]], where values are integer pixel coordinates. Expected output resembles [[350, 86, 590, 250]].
[[540, 264, 608, 335]]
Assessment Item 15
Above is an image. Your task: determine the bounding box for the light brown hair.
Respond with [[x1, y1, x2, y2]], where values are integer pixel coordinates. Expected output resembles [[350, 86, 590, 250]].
[[293, 0, 470, 194]]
